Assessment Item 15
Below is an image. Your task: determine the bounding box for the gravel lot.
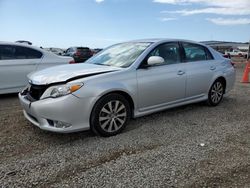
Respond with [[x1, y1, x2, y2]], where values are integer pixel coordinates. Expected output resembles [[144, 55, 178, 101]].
[[0, 62, 249, 187]]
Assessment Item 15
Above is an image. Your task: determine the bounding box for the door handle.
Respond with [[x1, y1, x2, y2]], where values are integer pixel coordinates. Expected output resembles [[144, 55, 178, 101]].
[[210, 66, 216, 70], [177, 70, 185, 75]]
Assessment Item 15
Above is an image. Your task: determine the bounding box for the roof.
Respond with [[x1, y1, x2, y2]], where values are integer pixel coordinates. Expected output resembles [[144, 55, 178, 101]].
[[125, 38, 203, 45]]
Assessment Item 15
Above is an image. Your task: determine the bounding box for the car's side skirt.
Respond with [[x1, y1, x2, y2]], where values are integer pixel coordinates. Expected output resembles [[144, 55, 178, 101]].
[[134, 94, 207, 118]]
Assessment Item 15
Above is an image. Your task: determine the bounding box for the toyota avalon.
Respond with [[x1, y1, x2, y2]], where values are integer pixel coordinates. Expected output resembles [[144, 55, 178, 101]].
[[19, 39, 235, 136]]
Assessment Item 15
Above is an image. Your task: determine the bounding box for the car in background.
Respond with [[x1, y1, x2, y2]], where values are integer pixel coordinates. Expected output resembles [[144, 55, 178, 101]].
[[64, 47, 92, 63], [225, 49, 248, 58], [0, 42, 74, 94], [45, 48, 65, 56], [19, 39, 235, 136], [92, 48, 103, 55]]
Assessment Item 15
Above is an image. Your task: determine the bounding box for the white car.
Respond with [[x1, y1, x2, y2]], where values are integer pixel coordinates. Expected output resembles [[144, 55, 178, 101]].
[[0, 42, 74, 94], [225, 49, 248, 58]]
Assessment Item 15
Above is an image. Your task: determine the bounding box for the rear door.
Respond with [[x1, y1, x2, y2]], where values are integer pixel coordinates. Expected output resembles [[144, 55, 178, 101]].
[[0, 45, 42, 92], [181, 42, 216, 98], [136, 42, 186, 111]]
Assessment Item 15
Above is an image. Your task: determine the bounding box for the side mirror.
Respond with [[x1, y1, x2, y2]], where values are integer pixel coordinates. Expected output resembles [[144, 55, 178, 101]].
[[147, 56, 165, 66]]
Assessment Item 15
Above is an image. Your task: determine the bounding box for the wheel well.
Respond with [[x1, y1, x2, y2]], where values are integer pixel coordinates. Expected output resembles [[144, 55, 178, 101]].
[[101, 91, 135, 113], [216, 77, 226, 93]]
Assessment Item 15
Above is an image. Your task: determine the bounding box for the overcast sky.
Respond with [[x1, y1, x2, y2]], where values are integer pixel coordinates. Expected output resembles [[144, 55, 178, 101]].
[[0, 0, 249, 48]]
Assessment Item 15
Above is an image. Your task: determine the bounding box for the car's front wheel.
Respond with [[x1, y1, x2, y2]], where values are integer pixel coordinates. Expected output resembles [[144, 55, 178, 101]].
[[90, 94, 131, 137], [207, 79, 225, 106]]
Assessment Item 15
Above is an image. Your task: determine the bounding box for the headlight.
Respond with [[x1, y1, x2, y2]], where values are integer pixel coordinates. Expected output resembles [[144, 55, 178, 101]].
[[40, 83, 83, 99]]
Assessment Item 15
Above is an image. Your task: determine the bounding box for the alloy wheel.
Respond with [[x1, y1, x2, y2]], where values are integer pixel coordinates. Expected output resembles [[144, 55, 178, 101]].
[[99, 100, 127, 133], [211, 82, 223, 104]]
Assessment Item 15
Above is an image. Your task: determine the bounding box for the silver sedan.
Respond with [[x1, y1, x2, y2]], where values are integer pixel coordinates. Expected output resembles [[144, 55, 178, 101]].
[[19, 39, 235, 136]]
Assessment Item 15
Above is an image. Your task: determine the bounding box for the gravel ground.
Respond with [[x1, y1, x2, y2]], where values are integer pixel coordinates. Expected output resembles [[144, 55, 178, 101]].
[[0, 62, 249, 187]]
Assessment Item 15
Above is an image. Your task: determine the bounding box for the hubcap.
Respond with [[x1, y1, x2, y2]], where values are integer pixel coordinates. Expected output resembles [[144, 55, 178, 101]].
[[211, 82, 223, 104], [99, 100, 127, 132]]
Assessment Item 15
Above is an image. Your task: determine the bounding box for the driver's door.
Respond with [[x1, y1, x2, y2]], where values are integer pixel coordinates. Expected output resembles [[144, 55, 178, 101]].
[[136, 42, 186, 112]]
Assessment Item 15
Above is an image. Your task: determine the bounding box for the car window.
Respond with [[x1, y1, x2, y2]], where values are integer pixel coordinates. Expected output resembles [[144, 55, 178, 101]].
[[77, 47, 90, 52], [0, 45, 16, 60], [182, 43, 213, 62], [65, 48, 70, 53], [0, 45, 42, 60], [15, 46, 43, 59], [147, 42, 180, 65]]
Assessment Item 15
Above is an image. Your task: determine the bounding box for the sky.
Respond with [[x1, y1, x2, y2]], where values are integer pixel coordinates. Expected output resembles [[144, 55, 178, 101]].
[[0, 0, 249, 48]]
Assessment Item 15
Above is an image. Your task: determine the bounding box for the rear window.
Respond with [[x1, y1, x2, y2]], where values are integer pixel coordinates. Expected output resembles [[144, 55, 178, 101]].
[[0, 45, 43, 60], [77, 47, 90, 52]]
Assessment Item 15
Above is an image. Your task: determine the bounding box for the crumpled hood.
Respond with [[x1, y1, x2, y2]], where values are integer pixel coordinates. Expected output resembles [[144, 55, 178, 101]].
[[28, 63, 121, 85]]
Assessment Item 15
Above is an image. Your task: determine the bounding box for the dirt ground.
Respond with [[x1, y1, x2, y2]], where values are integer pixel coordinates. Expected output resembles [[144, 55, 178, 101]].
[[0, 59, 249, 187]]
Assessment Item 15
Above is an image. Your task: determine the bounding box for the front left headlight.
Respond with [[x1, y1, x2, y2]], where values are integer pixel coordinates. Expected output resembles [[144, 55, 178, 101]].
[[40, 82, 83, 99]]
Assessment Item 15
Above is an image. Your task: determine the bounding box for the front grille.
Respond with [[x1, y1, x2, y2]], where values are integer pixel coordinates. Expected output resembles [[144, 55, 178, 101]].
[[28, 84, 48, 101]]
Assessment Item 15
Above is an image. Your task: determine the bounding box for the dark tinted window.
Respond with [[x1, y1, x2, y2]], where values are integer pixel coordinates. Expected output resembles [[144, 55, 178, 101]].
[[15, 46, 43, 59], [0, 45, 15, 60], [0, 45, 42, 60], [77, 47, 91, 52], [147, 42, 180, 65], [182, 43, 213, 62]]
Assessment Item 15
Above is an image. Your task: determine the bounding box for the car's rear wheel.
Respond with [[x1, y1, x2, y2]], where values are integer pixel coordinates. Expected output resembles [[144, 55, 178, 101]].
[[90, 94, 131, 137], [207, 79, 224, 106]]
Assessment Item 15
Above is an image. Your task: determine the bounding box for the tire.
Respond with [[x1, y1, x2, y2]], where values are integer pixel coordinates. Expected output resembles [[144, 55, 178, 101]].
[[207, 79, 225, 106], [90, 94, 131, 137]]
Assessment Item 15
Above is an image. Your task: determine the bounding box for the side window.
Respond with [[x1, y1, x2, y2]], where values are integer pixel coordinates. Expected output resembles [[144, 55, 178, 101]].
[[0, 45, 42, 60], [148, 42, 180, 65], [182, 43, 213, 62], [15, 46, 43, 59], [0, 45, 16, 60]]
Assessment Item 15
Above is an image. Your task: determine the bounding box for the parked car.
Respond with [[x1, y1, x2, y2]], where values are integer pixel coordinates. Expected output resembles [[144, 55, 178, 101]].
[[0, 42, 74, 94], [19, 39, 235, 136], [64, 47, 92, 63], [225, 49, 248, 58], [92, 48, 103, 55], [45, 48, 64, 56]]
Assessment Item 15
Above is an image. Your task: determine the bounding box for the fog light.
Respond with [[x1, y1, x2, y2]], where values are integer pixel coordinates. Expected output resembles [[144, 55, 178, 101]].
[[53, 120, 72, 128]]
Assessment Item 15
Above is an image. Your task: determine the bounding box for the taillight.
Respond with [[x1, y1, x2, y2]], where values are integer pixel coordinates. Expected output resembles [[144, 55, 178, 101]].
[[69, 60, 75, 64]]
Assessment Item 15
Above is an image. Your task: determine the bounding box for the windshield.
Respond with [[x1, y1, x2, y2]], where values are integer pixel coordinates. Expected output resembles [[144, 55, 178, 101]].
[[86, 42, 151, 68]]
